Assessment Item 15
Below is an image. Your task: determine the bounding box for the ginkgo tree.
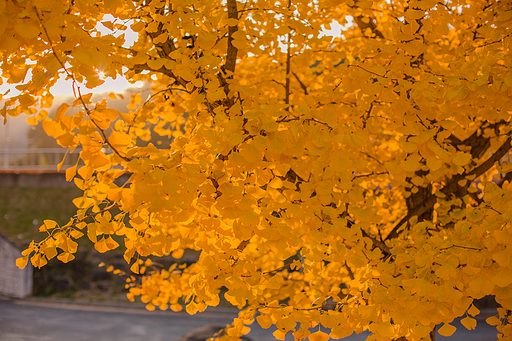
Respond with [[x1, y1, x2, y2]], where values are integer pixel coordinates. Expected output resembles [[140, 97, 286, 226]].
[[3, 0, 512, 339]]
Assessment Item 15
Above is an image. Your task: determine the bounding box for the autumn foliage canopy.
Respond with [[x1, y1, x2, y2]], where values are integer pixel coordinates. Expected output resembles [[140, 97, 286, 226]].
[[3, 0, 512, 339]]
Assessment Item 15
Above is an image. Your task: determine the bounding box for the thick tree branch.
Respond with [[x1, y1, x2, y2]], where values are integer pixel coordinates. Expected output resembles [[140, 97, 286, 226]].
[[223, 0, 239, 75], [285, 31, 292, 111], [385, 136, 512, 241], [447, 120, 507, 160]]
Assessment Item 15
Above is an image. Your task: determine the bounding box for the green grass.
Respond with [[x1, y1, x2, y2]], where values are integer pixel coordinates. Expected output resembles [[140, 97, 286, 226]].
[[0, 186, 82, 247]]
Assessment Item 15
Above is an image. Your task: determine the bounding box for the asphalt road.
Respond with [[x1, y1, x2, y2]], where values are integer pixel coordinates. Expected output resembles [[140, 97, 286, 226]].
[[0, 297, 501, 341]]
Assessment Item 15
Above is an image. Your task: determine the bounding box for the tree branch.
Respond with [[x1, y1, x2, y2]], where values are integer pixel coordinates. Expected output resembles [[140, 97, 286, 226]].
[[292, 72, 308, 95], [361, 228, 391, 255]]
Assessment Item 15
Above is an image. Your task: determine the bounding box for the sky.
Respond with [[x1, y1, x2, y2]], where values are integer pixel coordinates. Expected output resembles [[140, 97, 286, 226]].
[[0, 66, 144, 98], [47, 73, 144, 96]]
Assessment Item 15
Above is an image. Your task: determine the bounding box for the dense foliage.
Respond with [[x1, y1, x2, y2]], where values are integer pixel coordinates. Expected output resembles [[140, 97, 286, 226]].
[[3, 0, 512, 339]]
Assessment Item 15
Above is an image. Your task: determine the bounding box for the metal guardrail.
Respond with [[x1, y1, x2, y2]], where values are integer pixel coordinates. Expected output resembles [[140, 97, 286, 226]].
[[0, 148, 82, 171]]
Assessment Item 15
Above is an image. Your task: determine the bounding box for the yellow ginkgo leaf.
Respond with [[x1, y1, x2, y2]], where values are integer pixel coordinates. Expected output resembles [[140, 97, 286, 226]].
[[94, 238, 109, 253], [26, 116, 38, 126], [66, 163, 78, 181], [43, 220, 57, 230], [438, 323, 456, 337], [109, 131, 132, 150], [309, 330, 329, 341], [486, 316, 500, 326], [55, 103, 70, 121], [16, 256, 29, 269], [57, 252, 76, 263], [460, 316, 477, 330], [406, 9, 425, 20], [376, 322, 395, 337], [257, 314, 273, 329], [130, 262, 140, 274], [453, 152, 472, 166], [14, 23, 40, 39]]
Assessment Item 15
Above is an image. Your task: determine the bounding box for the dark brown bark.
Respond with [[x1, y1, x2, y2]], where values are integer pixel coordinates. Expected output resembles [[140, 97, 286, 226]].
[[386, 136, 512, 240], [222, 0, 239, 75]]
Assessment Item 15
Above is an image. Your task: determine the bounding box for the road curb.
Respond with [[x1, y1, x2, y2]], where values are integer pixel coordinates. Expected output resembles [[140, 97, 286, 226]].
[[14, 296, 241, 318]]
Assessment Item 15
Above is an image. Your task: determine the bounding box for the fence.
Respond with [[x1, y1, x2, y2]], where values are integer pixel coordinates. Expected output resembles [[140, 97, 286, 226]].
[[0, 148, 82, 172]]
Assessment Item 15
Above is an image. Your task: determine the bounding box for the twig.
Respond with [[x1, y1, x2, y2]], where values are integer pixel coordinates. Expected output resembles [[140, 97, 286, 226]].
[[353, 65, 387, 78], [345, 262, 355, 280], [200, 72, 215, 123], [292, 72, 308, 95], [270, 79, 287, 89], [36, 202, 121, 249], [333, 79, 343, 91], [439, 244, 483, 251], [361, 152, 384, 165], [304, 118, 333, 130], [277, 116, 300, 123], [276, 116, 332, 131], [465, 33, 512, 52], [352, 171, 389, 180], [127, 86, 189, 134]]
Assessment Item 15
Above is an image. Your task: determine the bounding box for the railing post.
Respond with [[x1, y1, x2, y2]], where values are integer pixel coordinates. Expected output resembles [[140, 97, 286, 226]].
[[2, 151, 7, 169], [4, 119, 9, 169]]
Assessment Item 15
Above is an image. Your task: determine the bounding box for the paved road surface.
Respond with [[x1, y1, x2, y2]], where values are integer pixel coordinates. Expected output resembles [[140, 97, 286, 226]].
[[0, 297, 501, 341]]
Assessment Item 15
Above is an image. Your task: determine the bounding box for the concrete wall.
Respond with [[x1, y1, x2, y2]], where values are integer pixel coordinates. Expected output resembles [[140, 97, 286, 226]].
[[0, 172, 76, 188], [0, 232, 32, 297], [0, 172, 130, 188]]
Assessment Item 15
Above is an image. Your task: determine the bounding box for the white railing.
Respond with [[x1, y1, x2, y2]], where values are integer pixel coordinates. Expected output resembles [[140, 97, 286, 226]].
[[0, 148, 82, 171]]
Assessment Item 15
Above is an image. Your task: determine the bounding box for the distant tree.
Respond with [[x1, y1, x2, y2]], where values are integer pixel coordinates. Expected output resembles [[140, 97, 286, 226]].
[[27, 105, 62, 148], [3, 0, 512, 340]]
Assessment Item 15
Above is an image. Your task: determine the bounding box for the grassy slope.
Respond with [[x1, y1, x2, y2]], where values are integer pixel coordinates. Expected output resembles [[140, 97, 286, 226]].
[[0, 186, 127, 300], [0, 186, 82, 247]]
